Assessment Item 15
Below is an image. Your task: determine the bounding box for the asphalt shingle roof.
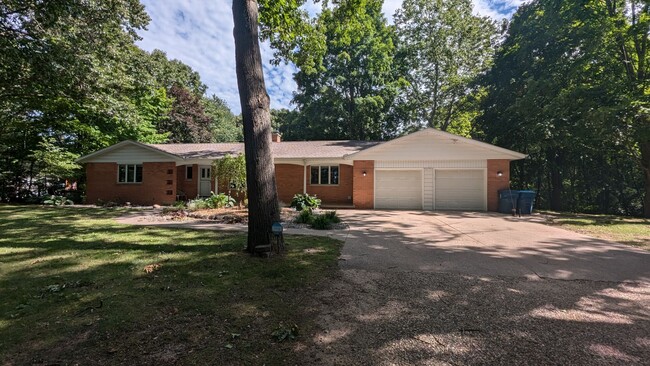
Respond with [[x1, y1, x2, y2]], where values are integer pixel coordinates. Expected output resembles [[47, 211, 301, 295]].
[[148, 140, 381, 159]]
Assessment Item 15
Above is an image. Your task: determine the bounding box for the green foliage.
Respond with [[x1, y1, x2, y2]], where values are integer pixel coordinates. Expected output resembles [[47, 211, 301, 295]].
[[187, 193, 235, 211], [203, 95, 242, 142], [290, 193, 321, 212], [394, 0, 498, 134], [271, 323, 299, 342], [295, 209, 314, 224], [265, 0, 405, 140], [206, 192, 236, 209], [42, 195, 73, 206], [310, 214, 333, 230], [214, 154, 247, 197], [323, 210, 341, 224], [479, 0, 647, 216]]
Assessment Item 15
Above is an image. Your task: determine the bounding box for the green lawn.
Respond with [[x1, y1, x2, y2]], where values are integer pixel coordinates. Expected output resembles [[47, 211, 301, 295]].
[[0, 205, 341, 365], [541, 211, 650, 250]]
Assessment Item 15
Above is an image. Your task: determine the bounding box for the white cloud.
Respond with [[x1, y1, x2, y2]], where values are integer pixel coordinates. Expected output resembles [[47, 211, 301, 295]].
[[136, 0, 525, 114]]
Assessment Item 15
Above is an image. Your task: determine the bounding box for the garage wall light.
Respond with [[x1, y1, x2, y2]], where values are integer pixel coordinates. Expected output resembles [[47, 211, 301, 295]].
[[497, 171, 504, 177], [362, 170, 367, 177]]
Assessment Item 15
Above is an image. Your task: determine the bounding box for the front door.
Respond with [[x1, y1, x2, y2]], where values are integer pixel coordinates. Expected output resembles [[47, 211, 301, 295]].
[[199, 166, 212, 197]]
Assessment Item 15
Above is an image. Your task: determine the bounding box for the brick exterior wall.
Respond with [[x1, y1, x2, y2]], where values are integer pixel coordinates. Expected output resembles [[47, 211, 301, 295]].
[[176, 164, 198, 199], [86, 162, 176, 205], [353, 160, 374, 209], [275, 164, 304, 205], [487, 159, 511, 212], [306, 164, 353, 205]]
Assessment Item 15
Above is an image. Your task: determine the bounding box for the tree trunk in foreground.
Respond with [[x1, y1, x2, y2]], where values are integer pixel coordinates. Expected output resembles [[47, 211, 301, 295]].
[[232, 0, 281, 253], [641, 141, 650, 218]]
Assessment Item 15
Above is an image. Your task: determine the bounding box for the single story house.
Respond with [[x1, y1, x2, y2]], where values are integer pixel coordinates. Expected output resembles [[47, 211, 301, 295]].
[[77, 128, 526, 211]]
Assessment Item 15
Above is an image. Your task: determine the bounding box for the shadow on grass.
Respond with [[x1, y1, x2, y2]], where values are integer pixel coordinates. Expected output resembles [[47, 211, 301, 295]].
[[0, 205, 342, 365]]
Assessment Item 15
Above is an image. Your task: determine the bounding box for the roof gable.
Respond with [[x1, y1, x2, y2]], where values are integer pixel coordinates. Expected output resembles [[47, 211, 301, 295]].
[[76, 140, 181, 164], [345, 129, 526, 161]]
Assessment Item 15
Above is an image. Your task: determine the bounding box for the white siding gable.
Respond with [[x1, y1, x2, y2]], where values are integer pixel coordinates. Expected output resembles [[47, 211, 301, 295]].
[[82, 143, 179, 164], [348, 129, 525, 161]]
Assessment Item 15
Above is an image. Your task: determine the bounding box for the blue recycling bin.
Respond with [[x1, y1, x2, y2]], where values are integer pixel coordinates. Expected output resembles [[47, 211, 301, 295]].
[[517, 190, 536, 214], [498, 190, 520, 214]]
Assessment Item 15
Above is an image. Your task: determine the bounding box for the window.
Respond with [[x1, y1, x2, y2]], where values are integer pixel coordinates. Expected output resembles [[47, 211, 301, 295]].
[[186, 166, 193, 180], [200, 167, 211, 179], [118, 164, 142, 183], [310, 165, 339, 185]]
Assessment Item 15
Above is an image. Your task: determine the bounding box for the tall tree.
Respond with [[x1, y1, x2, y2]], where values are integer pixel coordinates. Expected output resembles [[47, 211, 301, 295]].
[[289, 0, 403, 140], [232, 0, 281, 253], [479, 0, 646, 215], [203, 95, 243, 142], [160, 85, 213, 143], [394, 0, 497, 135]]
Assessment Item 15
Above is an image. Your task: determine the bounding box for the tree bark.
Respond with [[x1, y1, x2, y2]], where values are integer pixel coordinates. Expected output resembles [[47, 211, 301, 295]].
[[641, 140, 650, 218], [547, 151, 563, 211], [232, 0, 281, 253]]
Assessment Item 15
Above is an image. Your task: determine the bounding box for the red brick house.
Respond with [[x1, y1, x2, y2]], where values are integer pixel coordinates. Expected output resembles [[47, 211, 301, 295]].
[[77, 128, 526, 211]]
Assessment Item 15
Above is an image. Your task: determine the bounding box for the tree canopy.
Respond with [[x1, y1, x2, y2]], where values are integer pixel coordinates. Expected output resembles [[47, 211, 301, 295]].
[[0, 1, 240, 201]]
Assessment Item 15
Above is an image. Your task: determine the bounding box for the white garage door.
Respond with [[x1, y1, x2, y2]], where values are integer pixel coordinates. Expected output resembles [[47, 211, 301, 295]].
[[375, 170, 422, 209], [435, 170, 485, 211]]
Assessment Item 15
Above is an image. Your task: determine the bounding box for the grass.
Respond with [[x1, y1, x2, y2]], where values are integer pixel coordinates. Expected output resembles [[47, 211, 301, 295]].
[[541, 210, 650, 250], [0, 205, 342, 365]]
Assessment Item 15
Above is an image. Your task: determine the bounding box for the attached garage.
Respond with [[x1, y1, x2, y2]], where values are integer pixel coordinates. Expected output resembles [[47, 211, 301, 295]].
[[375, 170, 422, 209], [434, 170, 485, 211], [345, 128, 527, 211]]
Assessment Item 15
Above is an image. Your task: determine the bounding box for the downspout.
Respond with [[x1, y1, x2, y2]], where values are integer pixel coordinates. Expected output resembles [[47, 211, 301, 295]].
[[303, 159, 307, 194]]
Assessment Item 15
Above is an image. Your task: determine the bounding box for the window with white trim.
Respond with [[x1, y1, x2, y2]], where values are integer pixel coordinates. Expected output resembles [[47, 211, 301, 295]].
[[118, 164, 143, 183], [310, 165, 339, 185]]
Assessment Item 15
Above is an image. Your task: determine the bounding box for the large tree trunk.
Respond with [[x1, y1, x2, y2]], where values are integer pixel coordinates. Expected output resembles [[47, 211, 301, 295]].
[[547, 151, 563, 211], [641, 141, 650, 218], [232, 0, 281, 253]]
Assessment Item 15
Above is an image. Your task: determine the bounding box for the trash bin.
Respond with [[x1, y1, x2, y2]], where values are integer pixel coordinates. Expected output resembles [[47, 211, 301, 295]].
[[517, 190, 536, 214], [498, 189, 520, 214]]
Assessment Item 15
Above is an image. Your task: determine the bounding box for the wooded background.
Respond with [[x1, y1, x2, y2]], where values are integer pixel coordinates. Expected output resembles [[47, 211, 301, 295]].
[[2, 0, 648, 217]]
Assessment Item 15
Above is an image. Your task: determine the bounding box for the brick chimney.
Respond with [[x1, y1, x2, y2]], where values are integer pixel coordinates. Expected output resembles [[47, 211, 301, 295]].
[[271, 131, 281, 142]]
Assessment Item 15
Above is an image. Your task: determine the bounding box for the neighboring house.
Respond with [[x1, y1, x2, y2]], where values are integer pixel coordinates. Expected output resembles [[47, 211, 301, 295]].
[[76, 128, 526, 211]]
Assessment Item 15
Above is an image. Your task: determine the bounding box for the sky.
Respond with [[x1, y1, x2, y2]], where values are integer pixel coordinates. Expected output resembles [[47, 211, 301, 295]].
[[136, 0, 526, 114]]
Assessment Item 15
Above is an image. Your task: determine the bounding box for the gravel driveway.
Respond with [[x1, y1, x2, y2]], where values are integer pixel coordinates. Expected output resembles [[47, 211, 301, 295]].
[[298, 210, 650, 365]]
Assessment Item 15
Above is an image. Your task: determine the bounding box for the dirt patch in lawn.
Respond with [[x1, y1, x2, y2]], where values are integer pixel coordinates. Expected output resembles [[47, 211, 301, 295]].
[[184, 207, 298, 224]]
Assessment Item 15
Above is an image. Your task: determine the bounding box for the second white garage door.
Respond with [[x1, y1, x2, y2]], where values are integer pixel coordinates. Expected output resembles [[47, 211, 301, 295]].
[[375, 170, 422, 209], [434, 170, 485, 210]]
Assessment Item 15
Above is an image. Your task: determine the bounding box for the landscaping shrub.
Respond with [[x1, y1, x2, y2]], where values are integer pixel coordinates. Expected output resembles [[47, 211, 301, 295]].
[[295, 209, 314, 224], [290, 193, 321, 211], [42, 195, 73, 206], [187, 193, 235, 211], [323, 210, 341, 223], [187, 198, 210, 211], [310, 214, 332, 230], [206, 192, 235, 208]]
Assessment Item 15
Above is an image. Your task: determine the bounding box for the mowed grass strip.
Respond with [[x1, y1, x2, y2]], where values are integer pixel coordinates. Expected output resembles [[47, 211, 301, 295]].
[[0, 205, 342, 365], [542, 211, 650, 250]]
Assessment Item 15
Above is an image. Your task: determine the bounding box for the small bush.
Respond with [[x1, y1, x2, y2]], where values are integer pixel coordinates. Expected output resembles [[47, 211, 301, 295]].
[[172, 200, 186, 209], [295, 209, 314, 224], [310, 214, 332, 230], [43, 195, 73, 206], [290, 193, 321, 212], [187, 198, 210, 211], [323, 210, 341, 223], [206, 192, 235, 209]]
